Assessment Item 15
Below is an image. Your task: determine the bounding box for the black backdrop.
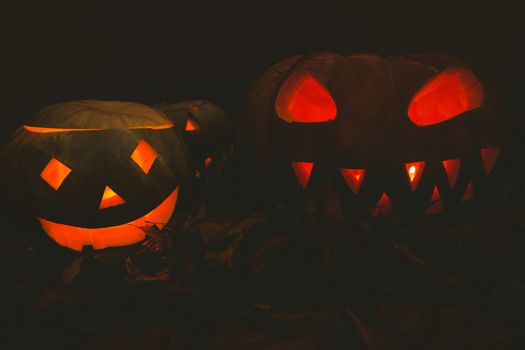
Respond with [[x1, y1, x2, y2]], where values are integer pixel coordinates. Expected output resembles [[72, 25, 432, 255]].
[[1, 1, 523, 143]]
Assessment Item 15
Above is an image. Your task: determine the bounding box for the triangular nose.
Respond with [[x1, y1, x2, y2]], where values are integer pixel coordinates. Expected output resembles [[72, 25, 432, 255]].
[[99, 185, 126, 209]]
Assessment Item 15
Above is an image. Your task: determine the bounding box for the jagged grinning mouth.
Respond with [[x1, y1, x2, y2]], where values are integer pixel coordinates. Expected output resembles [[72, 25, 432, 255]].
[[38, 187, 179, 252], [291, 146, 500, 215]]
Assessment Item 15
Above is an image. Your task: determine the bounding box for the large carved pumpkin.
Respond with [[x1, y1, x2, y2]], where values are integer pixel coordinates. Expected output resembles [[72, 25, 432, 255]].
[[1, 100, 191, 251], [244, 52, 514, 218]]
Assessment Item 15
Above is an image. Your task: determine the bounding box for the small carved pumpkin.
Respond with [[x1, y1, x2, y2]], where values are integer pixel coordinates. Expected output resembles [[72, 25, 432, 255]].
[[154, 100, 233, 184], [1, 100, 190, 251], [244, 52, 514, 218]]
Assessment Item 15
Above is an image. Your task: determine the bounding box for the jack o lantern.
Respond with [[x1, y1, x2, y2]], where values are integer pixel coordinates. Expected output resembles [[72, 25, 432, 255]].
[[154, 100, 233, 184], [244, 52, 514, 218], [1, 100, 190, 251]]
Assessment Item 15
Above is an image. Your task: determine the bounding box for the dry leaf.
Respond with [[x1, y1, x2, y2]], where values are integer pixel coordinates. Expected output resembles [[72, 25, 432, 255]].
[[33, 290, 80, 310], [62, 255, 84, 284], [393, 244, 428, 268], [206, 244, 236, 269], [345, 308, 389, 350]]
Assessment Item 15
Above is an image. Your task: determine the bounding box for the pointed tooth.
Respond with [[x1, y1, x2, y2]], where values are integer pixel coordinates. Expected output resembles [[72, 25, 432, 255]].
[[462, 180, 474, 202], [291, 161, 314, 189], [425, 186, 443, 215], [340, 168, 365, 194], [404, 161, 425, 191], [442, 158, 461, 188], [480, 146, 500, 175], [371, 192, 393, 216]]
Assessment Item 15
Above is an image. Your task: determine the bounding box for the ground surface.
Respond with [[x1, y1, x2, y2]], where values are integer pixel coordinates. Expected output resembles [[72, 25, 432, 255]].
[[1, 164, 525, 350]]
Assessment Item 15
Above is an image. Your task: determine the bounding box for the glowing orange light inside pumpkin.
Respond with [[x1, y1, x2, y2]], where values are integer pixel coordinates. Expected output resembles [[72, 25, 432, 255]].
[[131, 139, 158, 174], [480, 146, 500, 175], [204, 156, 213, 168], [408, 67, 484, 126], [185, 118, 200, 131], [40, 157, 72, 191], [404, 161, 425, 190], [276, 74, 337, 123], [291, 161, 314, 189], [425, 186, 443, 215], [23, 124, 174, 133], [39, 187, 179, 252], [340, 168, 366, 194], [408, 166, 416, 178], [462, 180, 474, 202], [372, 192, 393, 216], [442, 158, 461, 188], [99, 185, 126, 209]]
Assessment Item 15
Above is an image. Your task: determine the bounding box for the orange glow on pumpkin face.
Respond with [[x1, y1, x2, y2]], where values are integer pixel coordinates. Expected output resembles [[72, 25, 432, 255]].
[[204, 156, 213, 168], [39, 187, 179, 252], [37, 137, 178, 251], [40, 157, 72, 191], [99, 186, 126, 209], [185, 118, 200, 131], [462, 180, 474, 202], [23, 124, 174, 133], [372, 192, 393, 216], [405, 161, 425, 190], [408, 67, 484, 126], [291, 161, 314, 189], [276, 74, 337, 123], [340, 168, 366, 194], [425, 186, 443, 215], [131, 139, 158, 174], [442, 158, 461, 188], [480, 146, 500, 175]]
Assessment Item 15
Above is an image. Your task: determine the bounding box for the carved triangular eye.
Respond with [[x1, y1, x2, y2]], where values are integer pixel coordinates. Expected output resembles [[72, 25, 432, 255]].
[[275, 73, 337, 123], [408, 67, 484, 126]]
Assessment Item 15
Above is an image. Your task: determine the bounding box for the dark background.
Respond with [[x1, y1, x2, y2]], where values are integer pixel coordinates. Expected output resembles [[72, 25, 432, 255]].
[[1, 1, 523, 143]]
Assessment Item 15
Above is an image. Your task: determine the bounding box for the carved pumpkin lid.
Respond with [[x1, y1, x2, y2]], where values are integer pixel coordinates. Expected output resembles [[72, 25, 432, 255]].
[[27, 100, 173, 131]]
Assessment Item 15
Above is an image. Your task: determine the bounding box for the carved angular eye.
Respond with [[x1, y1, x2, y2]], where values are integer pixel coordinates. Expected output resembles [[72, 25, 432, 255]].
[[408, 67, 484, 126], [275, 73, 337, 123], [185, 117, 200, 131], [131, 139, 158, 174], [40, 157, 72, 190]]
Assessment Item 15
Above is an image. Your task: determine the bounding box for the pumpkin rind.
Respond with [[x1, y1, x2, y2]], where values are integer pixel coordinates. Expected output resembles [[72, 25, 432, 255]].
[[154, 100, 233, 184], [243, 52, 514, 218], [0, 100, 191, 251]]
